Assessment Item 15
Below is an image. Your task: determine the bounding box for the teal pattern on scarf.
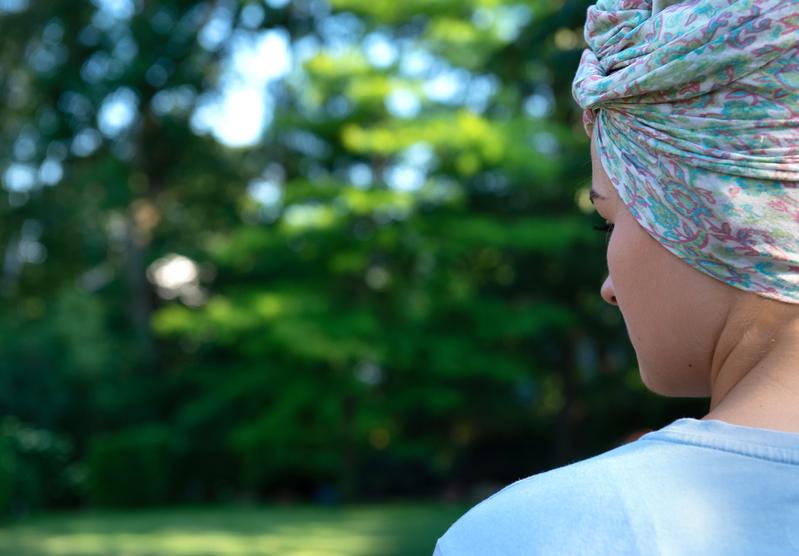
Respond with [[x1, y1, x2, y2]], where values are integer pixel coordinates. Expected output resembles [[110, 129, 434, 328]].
[[572, 0, 799, 304]]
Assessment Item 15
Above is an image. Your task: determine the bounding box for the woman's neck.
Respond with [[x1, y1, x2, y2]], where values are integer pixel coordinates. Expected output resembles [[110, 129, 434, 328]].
[[704, 317, 799, 434]]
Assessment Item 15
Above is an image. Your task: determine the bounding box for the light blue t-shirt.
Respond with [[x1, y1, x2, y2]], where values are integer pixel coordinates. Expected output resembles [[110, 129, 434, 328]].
[[434, 418, 799, 555]]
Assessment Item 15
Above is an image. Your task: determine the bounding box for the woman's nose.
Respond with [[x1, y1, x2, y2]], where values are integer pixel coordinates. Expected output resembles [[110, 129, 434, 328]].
[[600, 274, 617, 305]]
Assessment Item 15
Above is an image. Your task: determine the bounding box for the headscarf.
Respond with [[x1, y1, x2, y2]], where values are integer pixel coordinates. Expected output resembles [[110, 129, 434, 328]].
[[572, 0, 799, 304]]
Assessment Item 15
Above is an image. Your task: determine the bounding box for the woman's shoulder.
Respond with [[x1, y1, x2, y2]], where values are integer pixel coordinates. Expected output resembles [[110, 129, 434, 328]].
[[434, 419, 799, 555], [434, 438, 662, 555]]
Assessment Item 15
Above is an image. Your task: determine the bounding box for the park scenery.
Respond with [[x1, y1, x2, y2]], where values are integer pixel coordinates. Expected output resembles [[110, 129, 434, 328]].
[[0, 0, 703, 554]]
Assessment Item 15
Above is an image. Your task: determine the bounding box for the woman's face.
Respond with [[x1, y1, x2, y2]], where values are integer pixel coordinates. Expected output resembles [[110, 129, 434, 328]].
[[590, 135, 735, 397]]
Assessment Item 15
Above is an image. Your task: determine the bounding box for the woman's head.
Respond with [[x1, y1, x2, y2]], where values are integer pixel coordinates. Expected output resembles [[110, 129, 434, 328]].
[[577, 1, 799, 430], [592, 132, 799, 399], [573, 0, 799, 305], [590, 134, 731, 396]]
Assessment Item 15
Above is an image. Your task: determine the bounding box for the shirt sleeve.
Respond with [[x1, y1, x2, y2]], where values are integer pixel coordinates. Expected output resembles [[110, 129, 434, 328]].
[[432, 540, 446, 556]]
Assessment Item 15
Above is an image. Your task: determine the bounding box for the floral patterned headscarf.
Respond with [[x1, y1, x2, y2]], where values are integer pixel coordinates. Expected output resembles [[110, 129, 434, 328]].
[[572, 0, 799, 304]]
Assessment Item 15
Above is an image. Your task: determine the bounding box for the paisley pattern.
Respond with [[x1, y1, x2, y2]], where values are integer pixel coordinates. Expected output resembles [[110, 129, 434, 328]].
[[572, 0, 799, 304]]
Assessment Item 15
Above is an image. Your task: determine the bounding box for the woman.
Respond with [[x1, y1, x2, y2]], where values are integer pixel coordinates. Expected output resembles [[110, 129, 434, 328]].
[[434, 1, 799, 554]]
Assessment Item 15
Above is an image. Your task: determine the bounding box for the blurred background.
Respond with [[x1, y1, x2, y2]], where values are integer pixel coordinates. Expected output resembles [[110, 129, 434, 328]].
[[0, 0, 706, 554]]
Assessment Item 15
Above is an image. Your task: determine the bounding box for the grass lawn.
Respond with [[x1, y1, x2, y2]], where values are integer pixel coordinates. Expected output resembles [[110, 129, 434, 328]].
[[0, 503, 469, 556]]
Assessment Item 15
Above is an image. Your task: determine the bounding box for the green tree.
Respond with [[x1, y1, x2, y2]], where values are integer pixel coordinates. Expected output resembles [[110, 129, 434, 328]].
[[0, 0, 704, 509]]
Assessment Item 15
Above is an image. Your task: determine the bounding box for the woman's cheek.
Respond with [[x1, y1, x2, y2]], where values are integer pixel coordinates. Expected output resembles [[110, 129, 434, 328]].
[[605, 230, 620, 289], [605, 224, 637, 313]]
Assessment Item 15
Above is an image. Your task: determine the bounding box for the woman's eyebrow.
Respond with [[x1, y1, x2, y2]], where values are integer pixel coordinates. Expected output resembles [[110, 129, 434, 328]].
[[589, 188, 607, 204]]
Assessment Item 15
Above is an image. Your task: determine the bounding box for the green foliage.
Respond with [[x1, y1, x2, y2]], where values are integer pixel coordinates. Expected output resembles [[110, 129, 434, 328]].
[[0, 435, 16, 517], [0, 418, 74, 516], [86, 425, 172, 508], [0, 0, 703, 512]]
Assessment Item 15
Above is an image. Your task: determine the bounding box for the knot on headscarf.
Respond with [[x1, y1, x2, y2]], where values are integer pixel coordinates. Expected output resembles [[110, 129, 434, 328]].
[[572, 0, 799, 304]]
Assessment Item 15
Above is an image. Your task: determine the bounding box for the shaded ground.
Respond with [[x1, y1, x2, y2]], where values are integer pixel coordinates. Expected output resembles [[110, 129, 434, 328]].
[[0, 503, 468, 556]]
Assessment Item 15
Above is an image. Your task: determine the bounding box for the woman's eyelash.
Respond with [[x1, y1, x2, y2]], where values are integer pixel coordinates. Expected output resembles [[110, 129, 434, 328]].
[[592, 223, 615, 233]]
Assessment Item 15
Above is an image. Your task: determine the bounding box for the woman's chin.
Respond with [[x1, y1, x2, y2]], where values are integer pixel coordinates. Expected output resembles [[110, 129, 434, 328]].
[[639, 367, 711, 398]]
